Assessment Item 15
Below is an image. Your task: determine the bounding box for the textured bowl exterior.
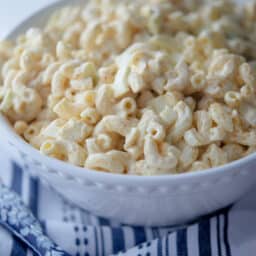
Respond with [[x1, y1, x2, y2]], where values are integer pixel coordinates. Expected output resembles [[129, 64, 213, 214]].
[[1, 116, 256, 226], [1, 0, 256, 226]]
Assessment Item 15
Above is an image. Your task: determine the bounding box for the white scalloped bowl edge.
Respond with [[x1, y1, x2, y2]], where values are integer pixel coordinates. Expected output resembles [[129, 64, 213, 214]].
[[1, 0, 256, 226]]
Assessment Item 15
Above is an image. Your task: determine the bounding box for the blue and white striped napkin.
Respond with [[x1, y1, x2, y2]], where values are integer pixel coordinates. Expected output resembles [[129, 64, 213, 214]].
[[0, 153, 255, 256]]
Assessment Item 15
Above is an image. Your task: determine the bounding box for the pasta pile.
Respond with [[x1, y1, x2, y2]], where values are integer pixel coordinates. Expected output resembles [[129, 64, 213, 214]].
[[1, 0, 256, 175]]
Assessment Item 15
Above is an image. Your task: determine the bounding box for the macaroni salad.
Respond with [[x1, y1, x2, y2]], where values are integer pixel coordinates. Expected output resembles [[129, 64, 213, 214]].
[[1, 0, 256, 175]]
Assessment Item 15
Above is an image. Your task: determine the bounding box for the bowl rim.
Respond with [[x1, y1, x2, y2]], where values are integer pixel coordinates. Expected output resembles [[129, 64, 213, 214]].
[[1, 112, 255, 185], [1, 0, 256, 184]]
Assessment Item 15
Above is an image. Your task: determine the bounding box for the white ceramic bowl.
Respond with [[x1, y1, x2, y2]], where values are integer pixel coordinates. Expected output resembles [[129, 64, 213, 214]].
[[1, 0, 256, 227]]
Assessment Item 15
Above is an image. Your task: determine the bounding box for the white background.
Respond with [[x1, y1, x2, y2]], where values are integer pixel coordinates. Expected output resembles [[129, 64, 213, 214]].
[[0, 0, 245, 38], [0, 0, 57, 38]]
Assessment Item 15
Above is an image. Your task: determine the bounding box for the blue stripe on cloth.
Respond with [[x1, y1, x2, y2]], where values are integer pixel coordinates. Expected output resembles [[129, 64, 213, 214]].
[[98, 217, 109, 256], [10, 163, 27, 256], [98, 217, 110, 226], [157, 238, 163, 256], [99, 227, 105, 256], [112, 228, 125, 254], [133, 227, 147, 245], [177, 229, 188, 256], [224, 213, 232, 256], [94, 227, 99, 256], [40, 221, 47, 234], [217, 215, 222, 256], [198, 219, 212, 256], [10, 237, 27, 256], [11, 162, 23, 195], [29, 177, 39, 218], [152, 227, 160, 240], [165, 235, 169, 256]]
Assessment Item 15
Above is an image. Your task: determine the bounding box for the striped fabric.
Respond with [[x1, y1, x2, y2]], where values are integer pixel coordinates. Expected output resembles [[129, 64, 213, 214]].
[[0, 158, 255, 256]]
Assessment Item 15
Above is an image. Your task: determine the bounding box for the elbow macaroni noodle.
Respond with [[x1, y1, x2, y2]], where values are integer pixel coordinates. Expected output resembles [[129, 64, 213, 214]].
[[1, 0, 256, 175]]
